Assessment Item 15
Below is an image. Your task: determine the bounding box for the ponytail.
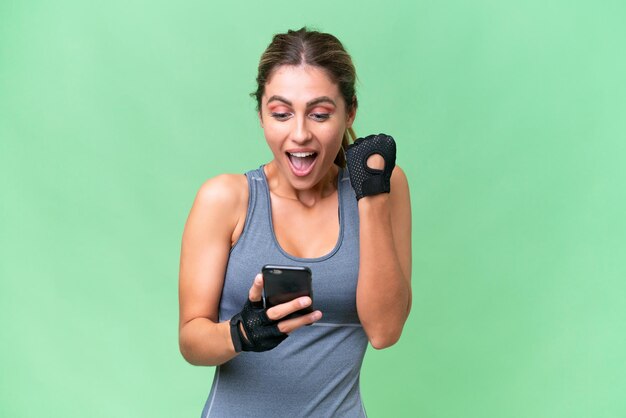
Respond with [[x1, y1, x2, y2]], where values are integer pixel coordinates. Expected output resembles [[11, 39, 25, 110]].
[[334, 127, 357, 167]]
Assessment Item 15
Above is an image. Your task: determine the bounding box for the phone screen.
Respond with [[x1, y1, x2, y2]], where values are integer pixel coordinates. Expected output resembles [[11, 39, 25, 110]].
[[262, 265, 313, 318]]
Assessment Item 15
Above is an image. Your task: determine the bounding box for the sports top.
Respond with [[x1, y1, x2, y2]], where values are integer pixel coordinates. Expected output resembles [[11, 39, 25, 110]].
[[201, 166, 367, 417]]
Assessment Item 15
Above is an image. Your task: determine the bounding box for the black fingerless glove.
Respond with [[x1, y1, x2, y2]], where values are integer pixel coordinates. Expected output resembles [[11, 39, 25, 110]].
[[345, 133, 397, 200], [230, 299, 287, 353]]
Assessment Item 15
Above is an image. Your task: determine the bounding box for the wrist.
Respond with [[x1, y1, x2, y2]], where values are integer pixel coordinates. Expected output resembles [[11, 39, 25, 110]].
[[358, 193, 390, 209]]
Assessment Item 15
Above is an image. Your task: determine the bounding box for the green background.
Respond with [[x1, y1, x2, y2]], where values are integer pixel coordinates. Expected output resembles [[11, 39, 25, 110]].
[[1, 0, 625, 417]]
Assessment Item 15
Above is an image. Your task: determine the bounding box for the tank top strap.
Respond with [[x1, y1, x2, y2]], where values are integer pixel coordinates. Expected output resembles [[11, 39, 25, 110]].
[[338, 166, 360, 244], [338, 165, 357, 205], [238, 166, 273, 243]]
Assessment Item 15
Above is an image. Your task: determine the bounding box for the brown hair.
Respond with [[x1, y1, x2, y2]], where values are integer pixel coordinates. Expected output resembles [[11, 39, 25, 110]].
[[252, 27, 357, 167]]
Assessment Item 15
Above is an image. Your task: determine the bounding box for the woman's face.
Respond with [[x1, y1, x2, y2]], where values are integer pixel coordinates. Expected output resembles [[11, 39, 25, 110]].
[[259, 64, 355, 191]]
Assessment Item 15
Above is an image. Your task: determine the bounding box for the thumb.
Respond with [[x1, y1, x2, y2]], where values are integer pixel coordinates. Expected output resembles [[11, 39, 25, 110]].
[[248, 273, 264, 302]]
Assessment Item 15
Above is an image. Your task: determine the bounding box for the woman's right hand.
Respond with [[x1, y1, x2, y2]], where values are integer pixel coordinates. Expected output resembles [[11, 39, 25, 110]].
[[230, 274, 323, 352]]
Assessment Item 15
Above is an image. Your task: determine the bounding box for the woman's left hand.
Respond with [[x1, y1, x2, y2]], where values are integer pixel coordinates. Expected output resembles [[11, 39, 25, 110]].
[[345, 133, 397, 200]]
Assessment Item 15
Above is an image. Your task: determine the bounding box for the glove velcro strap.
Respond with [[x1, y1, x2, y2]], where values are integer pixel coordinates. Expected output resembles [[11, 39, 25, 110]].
[[362, 173, 389, 197], [229, 313, 244, 353]]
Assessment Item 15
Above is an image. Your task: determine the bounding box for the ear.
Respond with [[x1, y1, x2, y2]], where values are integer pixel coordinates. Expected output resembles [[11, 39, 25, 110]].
[[258, 111, 263, 128]]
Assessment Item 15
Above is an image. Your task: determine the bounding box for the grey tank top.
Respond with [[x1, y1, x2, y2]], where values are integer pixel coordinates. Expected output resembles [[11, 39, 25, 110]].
[[202, 166, 367, 418]]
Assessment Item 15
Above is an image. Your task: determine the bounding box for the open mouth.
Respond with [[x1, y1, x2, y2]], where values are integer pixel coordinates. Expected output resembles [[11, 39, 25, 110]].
[[286, 151, 318, 176]]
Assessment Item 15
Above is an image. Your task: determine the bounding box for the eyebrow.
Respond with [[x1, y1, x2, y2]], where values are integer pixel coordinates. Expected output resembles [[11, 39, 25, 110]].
[[266, 95, 337, 107]]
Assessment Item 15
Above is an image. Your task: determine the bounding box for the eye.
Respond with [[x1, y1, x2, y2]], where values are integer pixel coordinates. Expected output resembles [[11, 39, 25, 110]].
[[309, 113, 331, 122], [271, 112, 292, 121]]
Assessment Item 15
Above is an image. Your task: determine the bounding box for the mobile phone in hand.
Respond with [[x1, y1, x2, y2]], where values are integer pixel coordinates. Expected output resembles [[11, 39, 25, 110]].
[[262, 265, 313, 320]]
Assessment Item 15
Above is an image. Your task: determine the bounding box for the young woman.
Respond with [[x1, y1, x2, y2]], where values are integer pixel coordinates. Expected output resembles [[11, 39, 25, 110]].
[[179, 27, 412, 417]]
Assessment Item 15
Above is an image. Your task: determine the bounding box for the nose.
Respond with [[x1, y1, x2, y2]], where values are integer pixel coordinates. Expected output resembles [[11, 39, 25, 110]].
[[290, 116, 313, 145]]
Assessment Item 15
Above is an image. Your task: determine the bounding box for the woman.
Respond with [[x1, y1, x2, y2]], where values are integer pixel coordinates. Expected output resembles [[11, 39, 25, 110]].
[[179, 27, 412, 417]]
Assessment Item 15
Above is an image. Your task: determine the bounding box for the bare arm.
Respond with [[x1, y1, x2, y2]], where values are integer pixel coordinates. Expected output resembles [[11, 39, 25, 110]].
[[356, 166, 412, 349], [178, 175, 245, 366], [178, 175, 322, 365]]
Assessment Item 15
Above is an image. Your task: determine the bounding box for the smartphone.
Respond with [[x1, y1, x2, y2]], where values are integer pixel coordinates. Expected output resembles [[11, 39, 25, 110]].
[[262, 265, 313, 320]]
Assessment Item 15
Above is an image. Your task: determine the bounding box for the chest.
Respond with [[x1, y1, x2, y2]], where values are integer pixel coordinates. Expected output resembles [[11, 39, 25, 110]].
[[270, 192, 340, 259]]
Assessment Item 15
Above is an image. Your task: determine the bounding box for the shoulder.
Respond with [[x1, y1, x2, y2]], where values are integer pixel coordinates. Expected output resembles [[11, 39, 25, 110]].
[[391, 165, 409, 195], [187, 173, 249, 239], [195, 173, 248, 208], [389, 165, 411, 215]]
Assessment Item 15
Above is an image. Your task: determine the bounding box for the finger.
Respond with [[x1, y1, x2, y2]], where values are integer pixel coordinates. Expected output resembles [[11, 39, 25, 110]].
[[248, 274, 264, 302], [366, 153, 385, 170], [277, 310, 323, 334], [266, 296, 312, 321]]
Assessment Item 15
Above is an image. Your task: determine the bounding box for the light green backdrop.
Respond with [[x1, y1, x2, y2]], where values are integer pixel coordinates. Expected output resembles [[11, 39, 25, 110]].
[[1, 0, 625, 417]]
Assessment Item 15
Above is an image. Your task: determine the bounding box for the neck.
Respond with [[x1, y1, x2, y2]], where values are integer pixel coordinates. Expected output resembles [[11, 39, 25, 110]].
[[264, 161, 339, 207]]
